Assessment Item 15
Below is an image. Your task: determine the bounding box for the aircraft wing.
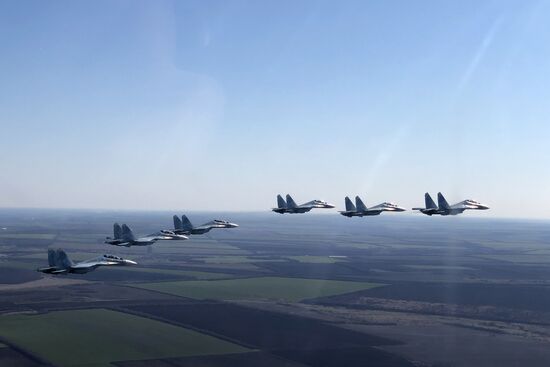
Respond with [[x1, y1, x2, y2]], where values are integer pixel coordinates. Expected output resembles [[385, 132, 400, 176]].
[[51, 269, 69, 274], [72, 261, 117, 269], [140, 235, 166, 241]]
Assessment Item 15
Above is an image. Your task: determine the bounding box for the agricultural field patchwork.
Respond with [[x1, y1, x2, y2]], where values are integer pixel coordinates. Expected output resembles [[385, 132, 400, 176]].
[[134, 276, 384, 301], [0, 309, 250, 367]]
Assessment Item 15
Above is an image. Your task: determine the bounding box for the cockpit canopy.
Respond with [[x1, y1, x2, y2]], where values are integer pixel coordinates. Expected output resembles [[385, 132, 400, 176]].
[[103, 254, 122, 260]]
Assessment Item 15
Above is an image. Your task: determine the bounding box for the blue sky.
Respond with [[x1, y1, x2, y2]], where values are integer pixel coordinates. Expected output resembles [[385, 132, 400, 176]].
[[0, 0, 549, 217]]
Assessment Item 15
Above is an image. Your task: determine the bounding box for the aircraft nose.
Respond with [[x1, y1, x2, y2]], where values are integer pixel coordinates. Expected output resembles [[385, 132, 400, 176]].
[[229, 223, 239, 228], [124, 259, 137, 265], [479, 204, 490, 210], [325, 204, 336, 208]]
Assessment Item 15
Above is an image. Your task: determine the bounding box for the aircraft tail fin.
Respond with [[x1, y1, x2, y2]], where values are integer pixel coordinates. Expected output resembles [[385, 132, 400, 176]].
[[181, 215, 194, 231], [345, 197, 356, 212], [437, 192, 451, 210], [113, 223, 122, 240], [54, 249, 73, 268], [48, 249, 56, 267], [355, 196, 368, 212], [121, 224, 136, 241], [277, 194, 287, 209], [425, 193, 437, 209], [173, 215, 183, 231], [285, 194, 298, 208]]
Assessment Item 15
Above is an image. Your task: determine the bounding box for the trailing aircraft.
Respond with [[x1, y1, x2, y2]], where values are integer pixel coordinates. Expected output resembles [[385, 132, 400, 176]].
[[272, 194, 335, 214], [37, 249, 136, 274]]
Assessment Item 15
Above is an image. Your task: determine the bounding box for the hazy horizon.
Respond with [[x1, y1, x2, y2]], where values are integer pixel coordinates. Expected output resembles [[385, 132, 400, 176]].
[[1, 1, 549, 218]]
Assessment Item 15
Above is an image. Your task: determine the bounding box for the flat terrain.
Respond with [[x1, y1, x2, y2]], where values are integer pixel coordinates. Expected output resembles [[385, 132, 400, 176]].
[[134, 277, 383, 301], [2, 210, 550, 366], [0, 309, 250, 367], [113, 351, 308, 367], [351, 324, 550, 367]]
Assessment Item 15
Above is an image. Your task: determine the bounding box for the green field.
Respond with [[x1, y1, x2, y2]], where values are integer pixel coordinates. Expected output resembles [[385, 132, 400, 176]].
[[0, 309, 250, 367], [135, 276, 384, 302]]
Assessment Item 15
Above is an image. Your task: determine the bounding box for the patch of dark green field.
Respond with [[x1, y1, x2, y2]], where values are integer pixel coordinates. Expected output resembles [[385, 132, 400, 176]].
[[0, 309, 250, 367], [113, 351, 304, 367], [124, 302, 399, 350]]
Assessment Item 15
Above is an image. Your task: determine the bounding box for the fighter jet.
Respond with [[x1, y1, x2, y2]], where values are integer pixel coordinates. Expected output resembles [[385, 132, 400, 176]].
[[104, 223, 184, 247], [413, 192, 489, 216], [436, 192, 490, 216], [37, 249, 137, 274], [412, 193, 441, 216], [339, 196, 406, 217], [173, 215, 239, 235], [272, 194, 335, 214]]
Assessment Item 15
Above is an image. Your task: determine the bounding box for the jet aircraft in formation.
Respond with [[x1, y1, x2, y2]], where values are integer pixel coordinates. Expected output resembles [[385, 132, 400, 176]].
[[273, 193, 488, 217], [272, 194, 335, 214], [104, 223, 188, 247], [37, 249, 136, 274], [39, 214, 239, 275], [37, 192, 490, 278], [413, 192, 489, 216], [105, 215, 239, 247], [173, 215, 238, 235], [339, 196, 406, 217]]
